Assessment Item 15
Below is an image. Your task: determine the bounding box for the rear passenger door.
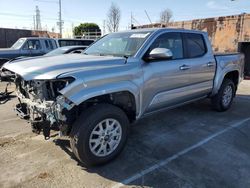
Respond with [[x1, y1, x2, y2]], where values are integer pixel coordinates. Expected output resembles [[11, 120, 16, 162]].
[[183, 33, 216, 98]]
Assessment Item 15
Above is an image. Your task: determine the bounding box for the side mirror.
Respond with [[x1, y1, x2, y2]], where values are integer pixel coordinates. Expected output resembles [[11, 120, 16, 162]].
[[145, 48, 173, 61]]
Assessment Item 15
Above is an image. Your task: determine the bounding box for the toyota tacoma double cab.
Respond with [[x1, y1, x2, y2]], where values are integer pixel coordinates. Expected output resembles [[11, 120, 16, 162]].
[[1, 28, 245, 166]]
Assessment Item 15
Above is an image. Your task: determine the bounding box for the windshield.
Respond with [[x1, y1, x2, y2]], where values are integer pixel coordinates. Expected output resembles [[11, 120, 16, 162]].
[[11, 38, 26, 49], [84, 31, 152, 57], [45, 47, 69, 56]]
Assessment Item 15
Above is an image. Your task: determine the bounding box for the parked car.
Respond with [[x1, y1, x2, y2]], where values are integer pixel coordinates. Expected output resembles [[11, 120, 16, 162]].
[[0, 37, 57, 66], [0, 46, 87, 81], [0, 38, 94, 67], [55, 38, 94, 47], [44, 46, 87, 56], [2, 28, 245, 166]]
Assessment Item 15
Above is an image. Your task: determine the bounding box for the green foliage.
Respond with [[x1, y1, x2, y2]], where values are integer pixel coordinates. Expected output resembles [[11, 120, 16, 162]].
[[73, 23, 101, 36]]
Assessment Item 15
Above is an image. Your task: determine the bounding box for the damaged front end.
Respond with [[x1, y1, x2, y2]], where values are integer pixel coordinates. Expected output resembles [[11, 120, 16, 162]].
[[14, 75, 76, 139]]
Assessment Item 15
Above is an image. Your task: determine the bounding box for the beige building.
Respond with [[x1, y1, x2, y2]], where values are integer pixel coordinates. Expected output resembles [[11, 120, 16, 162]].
[[135, 13, 250, 76]]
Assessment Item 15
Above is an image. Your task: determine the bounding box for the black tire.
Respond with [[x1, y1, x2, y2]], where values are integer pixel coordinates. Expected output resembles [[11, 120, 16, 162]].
[[211, 79, 236, 112], [70, 103, 129, 166]]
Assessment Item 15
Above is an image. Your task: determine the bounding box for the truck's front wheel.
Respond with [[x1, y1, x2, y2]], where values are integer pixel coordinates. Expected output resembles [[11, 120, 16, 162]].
[[212, 79, 236, 112], [70, 104, 129, 166]]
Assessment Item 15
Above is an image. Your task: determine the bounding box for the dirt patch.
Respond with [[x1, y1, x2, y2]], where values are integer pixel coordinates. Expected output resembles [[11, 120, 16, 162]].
[[0, 137, 15, 147], [0, 133, 35, 147], [37, 172, 53, 179]]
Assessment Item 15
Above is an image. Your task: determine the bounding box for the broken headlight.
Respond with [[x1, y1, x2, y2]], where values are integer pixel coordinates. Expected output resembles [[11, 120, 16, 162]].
[[50, 77, 75, 98], [25, 77, 75, 100], [52, 77, 75, 91]]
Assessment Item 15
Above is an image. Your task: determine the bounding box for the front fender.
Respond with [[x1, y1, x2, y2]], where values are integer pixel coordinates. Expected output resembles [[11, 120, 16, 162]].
[[59, 79, 140, 116]]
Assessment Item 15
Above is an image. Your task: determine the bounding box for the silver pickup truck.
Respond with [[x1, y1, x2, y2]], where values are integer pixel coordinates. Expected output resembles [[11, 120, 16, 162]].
[[1, 28, 245, 166]]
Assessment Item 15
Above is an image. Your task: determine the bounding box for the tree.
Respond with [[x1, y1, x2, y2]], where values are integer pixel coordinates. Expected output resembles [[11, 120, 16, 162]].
[[73, 23, 101, 37], [160, 9, 173, 24], [107, 3, 121, 33]]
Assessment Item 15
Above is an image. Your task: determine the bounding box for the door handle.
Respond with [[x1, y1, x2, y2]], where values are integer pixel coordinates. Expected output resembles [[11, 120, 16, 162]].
[[207, 62, 215, 67], [179, 65, 191, 70]]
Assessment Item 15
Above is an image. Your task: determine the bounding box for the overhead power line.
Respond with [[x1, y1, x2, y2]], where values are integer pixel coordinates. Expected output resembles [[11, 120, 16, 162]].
[[144, 10, 152, 24], [34, 0, 58, 3], [0, 12, 32, 18]]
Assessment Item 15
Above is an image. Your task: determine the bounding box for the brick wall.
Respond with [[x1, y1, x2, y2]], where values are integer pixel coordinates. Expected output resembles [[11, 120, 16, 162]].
[[135, 14, 250, 53]]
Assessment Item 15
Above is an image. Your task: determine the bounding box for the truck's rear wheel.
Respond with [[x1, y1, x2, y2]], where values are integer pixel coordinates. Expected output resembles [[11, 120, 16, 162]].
[[70, 104, 129, 166], [212, 79, 235, 112]]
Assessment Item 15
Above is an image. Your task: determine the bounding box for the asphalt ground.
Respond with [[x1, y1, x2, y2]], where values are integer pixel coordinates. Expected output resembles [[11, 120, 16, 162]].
[[0, 80, 249, 188]]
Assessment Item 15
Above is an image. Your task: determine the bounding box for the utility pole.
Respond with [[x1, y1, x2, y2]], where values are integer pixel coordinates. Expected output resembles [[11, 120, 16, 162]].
[[33, 15, 36, 30], [131, 12, 133, 29], [103, 20, 106, 36], [57, 0, 63, 38], [35, 6, 42, 30], [34, 0, 63, 35], [71, 23, 74, 38]]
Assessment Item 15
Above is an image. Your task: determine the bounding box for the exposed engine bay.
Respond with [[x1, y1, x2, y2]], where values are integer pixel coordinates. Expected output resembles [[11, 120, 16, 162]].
[[12, 73, 76, 139], [1, 66, 136, 141]]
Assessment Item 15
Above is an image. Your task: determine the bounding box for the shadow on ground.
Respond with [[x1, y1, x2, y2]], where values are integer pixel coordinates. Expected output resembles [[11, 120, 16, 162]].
[[53, 96, 250, 187]]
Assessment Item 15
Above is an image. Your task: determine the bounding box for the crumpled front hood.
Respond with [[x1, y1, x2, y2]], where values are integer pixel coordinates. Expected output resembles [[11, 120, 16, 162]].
[[3, 54, 127, 80]]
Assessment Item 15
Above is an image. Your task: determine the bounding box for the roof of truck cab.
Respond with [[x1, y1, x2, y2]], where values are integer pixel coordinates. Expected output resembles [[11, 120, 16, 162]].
[[116, 28, 207, 34], [20, 37, 54, 40], [54, 38, 94, 41]]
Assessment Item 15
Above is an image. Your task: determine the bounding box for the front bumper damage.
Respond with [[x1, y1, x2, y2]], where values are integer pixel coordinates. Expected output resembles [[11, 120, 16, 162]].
[[15, 87, 75, 139]]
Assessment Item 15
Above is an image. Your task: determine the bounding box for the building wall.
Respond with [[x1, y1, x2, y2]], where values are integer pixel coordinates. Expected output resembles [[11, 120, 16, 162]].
[[136, 14, 250, 53], [0, 28, 61, 48]]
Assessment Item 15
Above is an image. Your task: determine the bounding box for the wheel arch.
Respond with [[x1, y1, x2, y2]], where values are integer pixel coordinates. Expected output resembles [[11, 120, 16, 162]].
[[61, 81, 140, 122], [79, 91, 138, 122], [212, 69, 239, 96]]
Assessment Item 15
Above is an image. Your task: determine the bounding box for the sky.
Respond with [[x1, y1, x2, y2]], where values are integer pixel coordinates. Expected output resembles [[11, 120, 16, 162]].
[[0, 0, 250, 37]]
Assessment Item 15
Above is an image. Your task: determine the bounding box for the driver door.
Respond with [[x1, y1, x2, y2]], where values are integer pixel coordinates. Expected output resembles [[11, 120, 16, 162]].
[[142, 32, 193, 114], [21, 40, 44, 57]]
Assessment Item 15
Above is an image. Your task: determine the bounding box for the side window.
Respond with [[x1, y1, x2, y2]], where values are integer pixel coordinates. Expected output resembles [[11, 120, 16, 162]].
[[58, 40, 94, 47], [59, 40, 67, 47], [48, 40, 55, 49], [45, 40, 56, 50], [45, 40, 50, 50], [82, 40, 94, 46], [74, 41, 81, 45], [23, 40, 41, 50], [184, 33, 207, 58], [50, 40, 57, 49], [149, 33, 183, 59]]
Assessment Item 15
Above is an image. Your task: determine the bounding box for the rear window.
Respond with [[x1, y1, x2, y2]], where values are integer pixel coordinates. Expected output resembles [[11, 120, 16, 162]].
[[49, 40, 57, 49], [45, 40, 54, 50], [58, 40, 94, 47], [184, 33, 207, 58]]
